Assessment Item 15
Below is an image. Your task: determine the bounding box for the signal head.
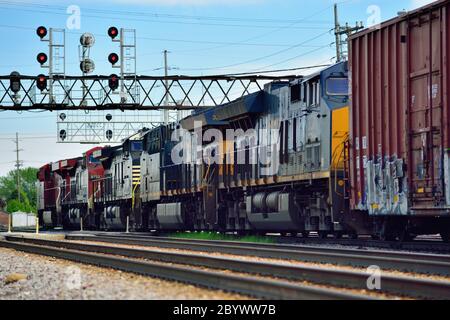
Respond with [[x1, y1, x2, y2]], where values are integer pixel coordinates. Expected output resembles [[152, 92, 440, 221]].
[[59, 130, 67, 141], [80, 58, 95, 74], [37, 52, 48, 65], [106, 129, 113, 141], [108, 74, 119, 91], [108, 27, 119, 40], [80, 32, 95, 47], [108, 53, 119, 65], [36, 26, 47, 39], [36, 74, 47, 91], [9, 71, 21, 94]]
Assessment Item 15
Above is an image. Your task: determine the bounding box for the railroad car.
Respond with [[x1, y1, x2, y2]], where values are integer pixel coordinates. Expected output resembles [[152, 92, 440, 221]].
[[348, 0, 450, 241], [54, 156, 82, 228], [37, 163, 61, 227], [35, 0, 450, 242], [93, 130, 146, 230], [38, 147, 104, 229], [135, 61, 350, 236]]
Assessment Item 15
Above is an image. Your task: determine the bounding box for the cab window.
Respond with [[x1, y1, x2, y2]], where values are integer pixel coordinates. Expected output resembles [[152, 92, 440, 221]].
[[89, 154, 100, 164], [325, 78, 349, 96]]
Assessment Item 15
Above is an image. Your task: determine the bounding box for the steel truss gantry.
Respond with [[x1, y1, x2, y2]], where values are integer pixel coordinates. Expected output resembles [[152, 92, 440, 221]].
[[0, 74, 296, 111]]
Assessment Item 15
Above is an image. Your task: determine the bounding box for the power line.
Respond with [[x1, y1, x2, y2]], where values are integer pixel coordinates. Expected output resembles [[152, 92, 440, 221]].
[[0, 115, 54, 120], [254, 46, 333, 71], [206, 64, 333, 77], [0, 23, 316, 49], [0, 135, 55, 140], [0, 4, 331, 31], [0, 21, 331, 75], [178, 30, 332, 72], [167, 4, 336, 55], [0, 0, 333, 24]]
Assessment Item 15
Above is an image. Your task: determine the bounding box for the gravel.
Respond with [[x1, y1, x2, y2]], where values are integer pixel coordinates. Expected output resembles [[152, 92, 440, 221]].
[[0, 248, 248, 300]]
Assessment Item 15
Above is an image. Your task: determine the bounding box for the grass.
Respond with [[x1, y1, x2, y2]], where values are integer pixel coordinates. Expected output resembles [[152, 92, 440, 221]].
[[169, 231, 275, 244]]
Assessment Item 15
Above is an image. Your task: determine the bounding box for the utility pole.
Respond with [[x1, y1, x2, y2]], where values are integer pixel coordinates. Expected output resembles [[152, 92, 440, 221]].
[[14, 132, 23, 203], [334, 4, 342, 62], [163, 50, 170, 124], [334, 3, 364, 62]]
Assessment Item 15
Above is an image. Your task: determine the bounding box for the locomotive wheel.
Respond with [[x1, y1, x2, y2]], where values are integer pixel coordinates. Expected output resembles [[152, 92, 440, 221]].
[[441, 231, 450, 243], [399, 231, 415, 242], [379, 221, 396, 241], [300, 231, 309, 238], [333, 231, 343, 239], [379, 231, 395, 242], [318, 231, 328, 239], [348, 232, 358, 240]]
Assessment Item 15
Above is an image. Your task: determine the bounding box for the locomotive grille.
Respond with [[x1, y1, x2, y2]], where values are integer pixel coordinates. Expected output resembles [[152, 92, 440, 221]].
[[132, 165, 141, 185]]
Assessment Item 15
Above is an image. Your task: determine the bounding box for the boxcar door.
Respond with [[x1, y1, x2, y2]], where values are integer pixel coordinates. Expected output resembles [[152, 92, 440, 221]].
[[408, 10, 444, 209]]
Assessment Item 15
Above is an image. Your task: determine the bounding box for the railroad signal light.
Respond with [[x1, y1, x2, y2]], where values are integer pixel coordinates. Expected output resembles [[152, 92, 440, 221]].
[[80, 58, 95, 74], [108, 27, 119, 40], [9, 71, 21, 94], [108, 53, 119, 65], [59, 130, 67, 141], [106, 130, 113, 141], [109, 74, 119, 91], [37, 52, 48, 65], [36, 74, 47, 91], [36, 26, 47, 39]]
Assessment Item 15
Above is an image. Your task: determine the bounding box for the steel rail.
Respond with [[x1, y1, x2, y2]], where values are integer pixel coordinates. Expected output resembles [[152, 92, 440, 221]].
[[5, 236, 450, 299], [65, 234, 450, 276], [82, 232, 450, 261], [77, 231, 450, 254], [0, 239, 369, 300]]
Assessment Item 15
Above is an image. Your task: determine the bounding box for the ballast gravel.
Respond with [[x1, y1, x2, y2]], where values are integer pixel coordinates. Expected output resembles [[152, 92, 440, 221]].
[[0, 247, 248, 300]]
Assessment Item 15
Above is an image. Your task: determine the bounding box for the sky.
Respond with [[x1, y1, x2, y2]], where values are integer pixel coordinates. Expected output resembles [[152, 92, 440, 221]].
[[0, 0, 437, 176]]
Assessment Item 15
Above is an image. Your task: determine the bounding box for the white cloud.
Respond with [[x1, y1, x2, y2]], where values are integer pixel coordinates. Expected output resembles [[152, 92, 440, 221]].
[[411, 0, 436, 9]]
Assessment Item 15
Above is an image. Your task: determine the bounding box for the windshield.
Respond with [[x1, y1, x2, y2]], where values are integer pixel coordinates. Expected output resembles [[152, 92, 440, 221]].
[[325, 77, 348, 96], [89, 154, 100, 164]]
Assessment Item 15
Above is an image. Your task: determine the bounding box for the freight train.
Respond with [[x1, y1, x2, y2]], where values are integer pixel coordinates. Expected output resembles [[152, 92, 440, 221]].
[[37, 0, 450, 242]]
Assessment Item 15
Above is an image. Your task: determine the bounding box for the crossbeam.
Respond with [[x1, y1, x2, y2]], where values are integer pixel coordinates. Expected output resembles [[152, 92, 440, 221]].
[[0, 74, 299, 111]]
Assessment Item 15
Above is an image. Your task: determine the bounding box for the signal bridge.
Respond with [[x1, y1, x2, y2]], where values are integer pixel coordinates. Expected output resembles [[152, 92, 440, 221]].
[[0, 73, 296, 111], [1, 25, 301, 143]]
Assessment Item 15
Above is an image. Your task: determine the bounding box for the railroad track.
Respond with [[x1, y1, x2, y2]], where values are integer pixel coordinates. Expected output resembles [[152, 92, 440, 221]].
[[0, 237, 370, 300], [74, 231, 450, 254], [66, 233, 450, 276], [276, 236, 450, 254], [4, 236, 450, 299]]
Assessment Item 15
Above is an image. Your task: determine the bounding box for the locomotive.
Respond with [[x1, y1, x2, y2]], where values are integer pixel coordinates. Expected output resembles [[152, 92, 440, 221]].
[[37, 0, 450, 242], [37, 61, 352, 238]]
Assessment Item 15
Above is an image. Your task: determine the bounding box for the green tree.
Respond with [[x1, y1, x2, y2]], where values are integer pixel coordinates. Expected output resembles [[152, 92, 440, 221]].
[[0, 167, 38, 213]]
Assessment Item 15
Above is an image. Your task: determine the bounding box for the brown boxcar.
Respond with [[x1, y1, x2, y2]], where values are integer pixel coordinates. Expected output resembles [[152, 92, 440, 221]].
[[349, 0, 450, 217]]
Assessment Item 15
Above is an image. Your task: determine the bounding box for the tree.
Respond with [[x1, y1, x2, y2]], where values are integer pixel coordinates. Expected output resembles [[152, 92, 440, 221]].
[[0, 167, 38, 213]]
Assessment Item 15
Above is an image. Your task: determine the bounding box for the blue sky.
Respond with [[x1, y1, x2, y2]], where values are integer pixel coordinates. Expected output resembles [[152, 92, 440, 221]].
[[0, 0, 436, 175]]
